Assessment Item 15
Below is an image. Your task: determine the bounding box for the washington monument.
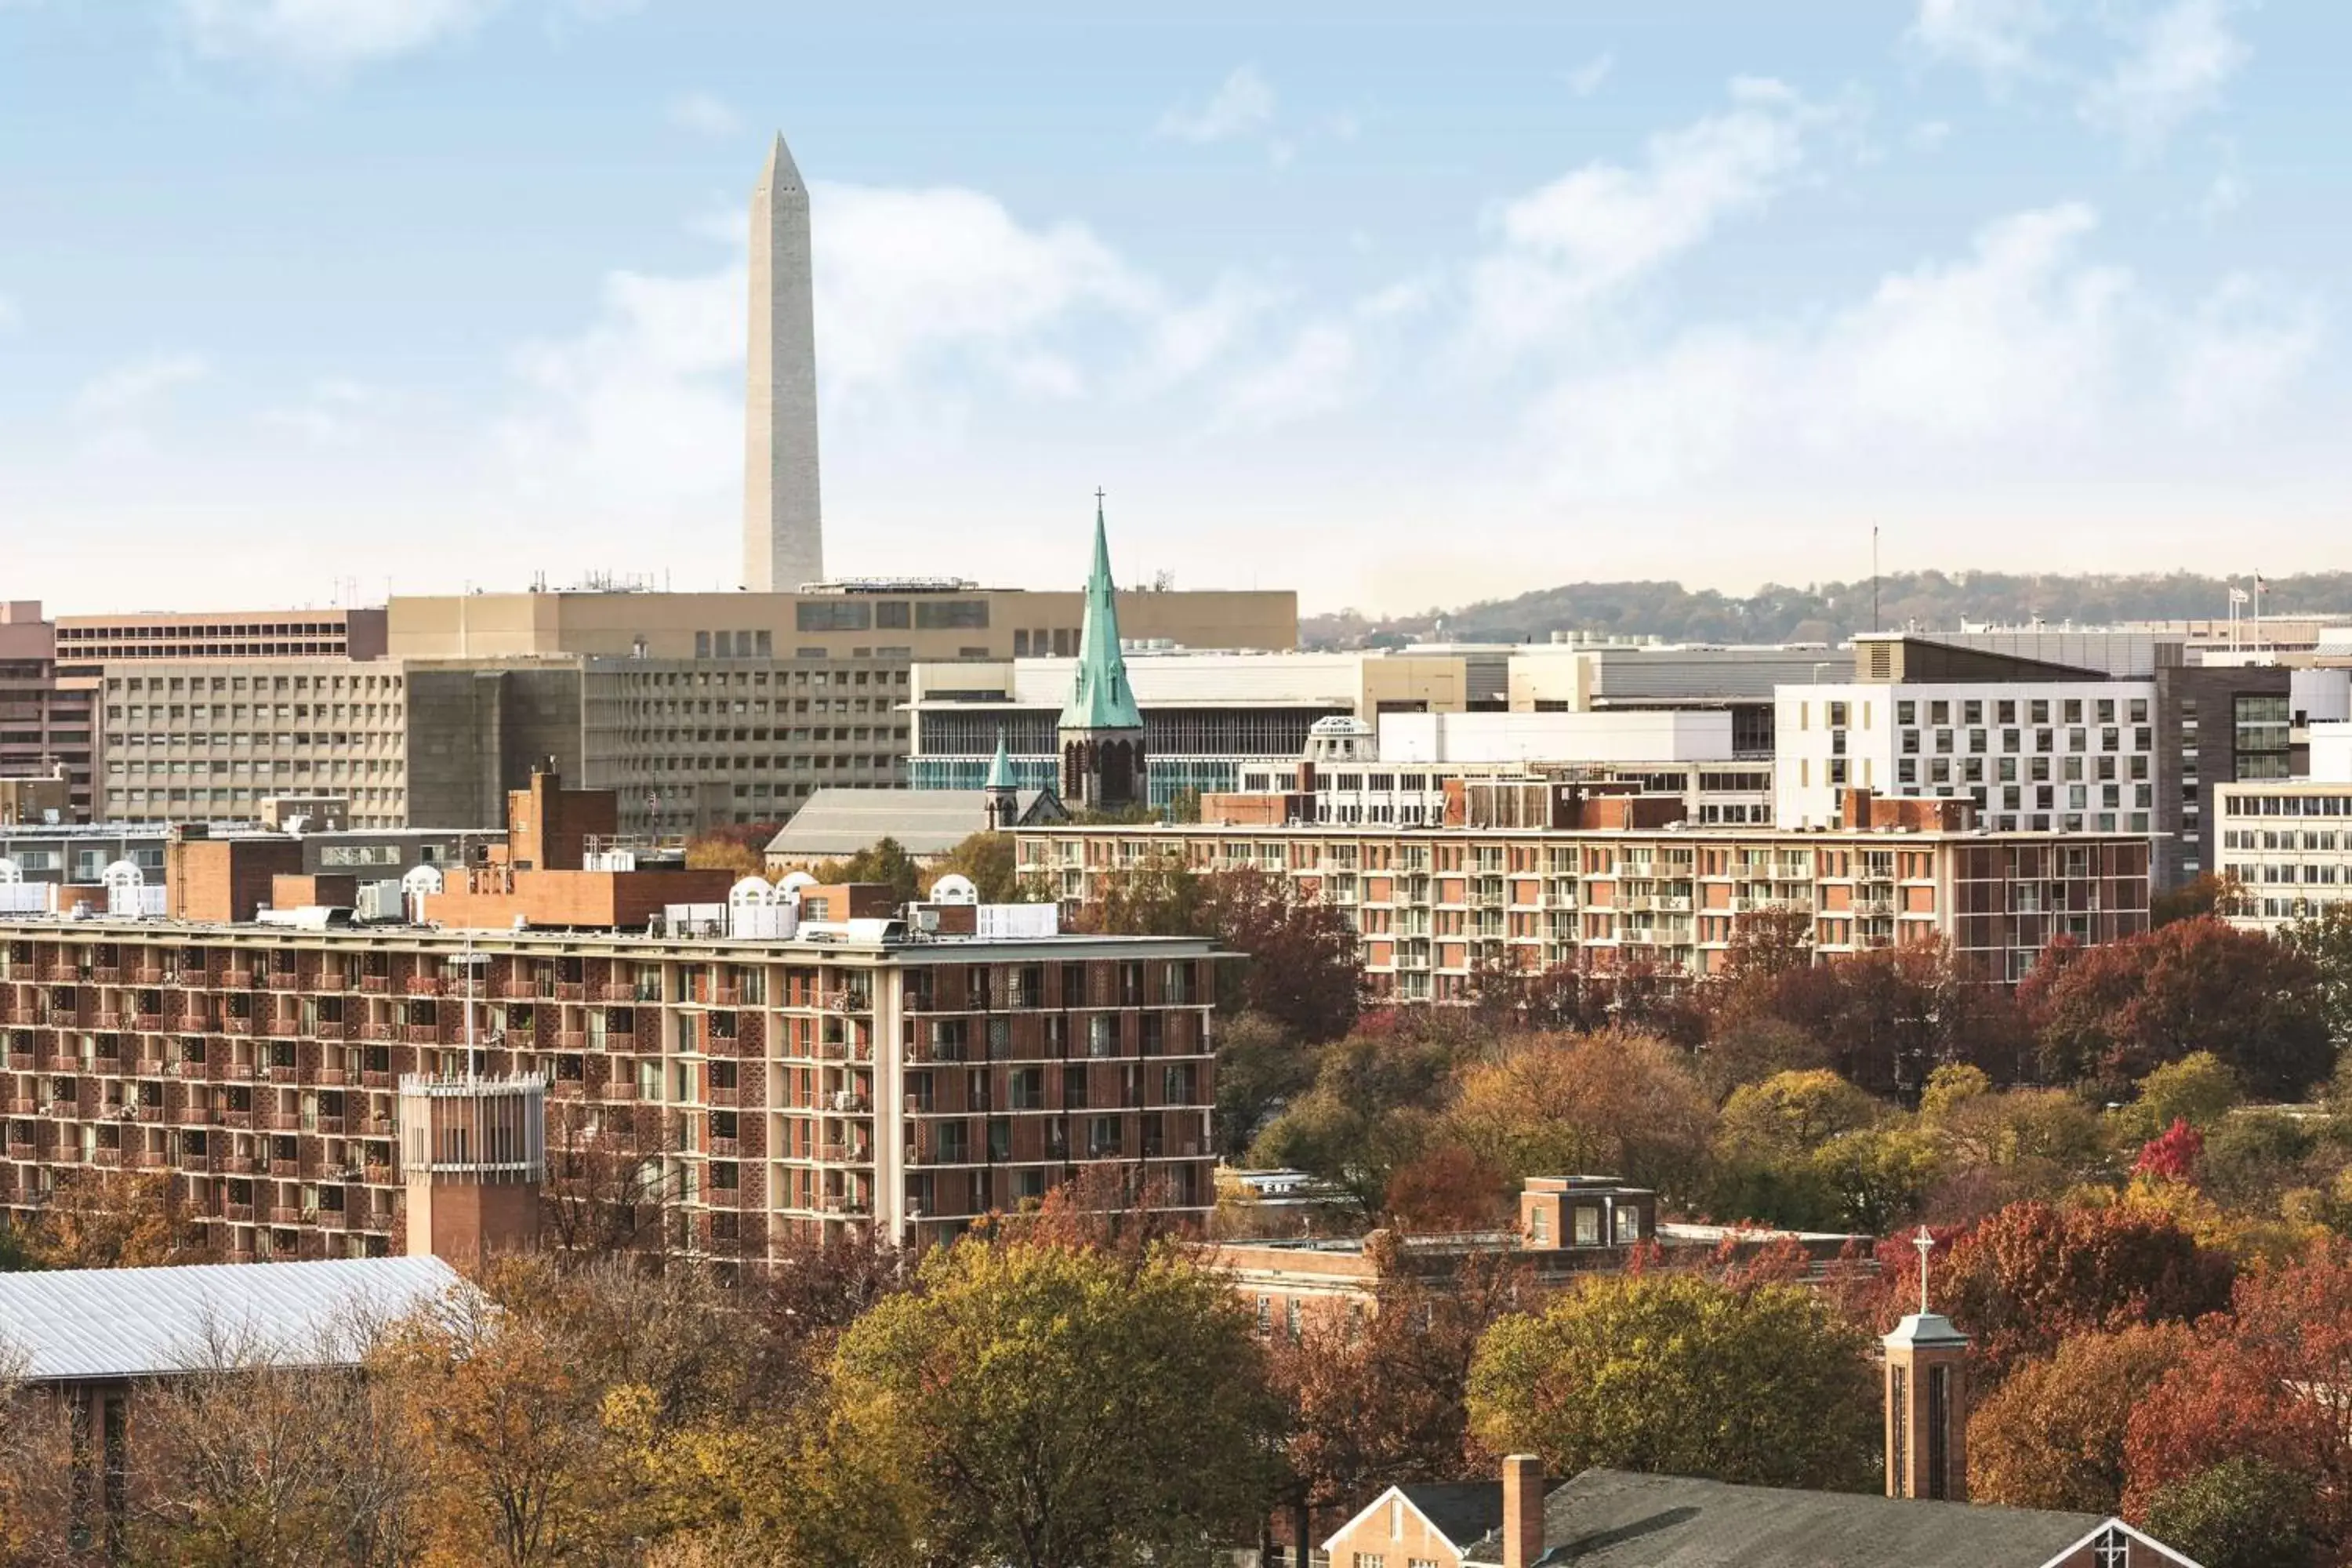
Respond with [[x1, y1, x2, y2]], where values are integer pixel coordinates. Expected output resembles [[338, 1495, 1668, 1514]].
[[744, 131, 823, 592]]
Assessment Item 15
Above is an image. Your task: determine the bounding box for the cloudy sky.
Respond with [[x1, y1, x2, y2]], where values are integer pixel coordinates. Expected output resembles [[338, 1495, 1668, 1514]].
[[0, 0, 2339, 615]]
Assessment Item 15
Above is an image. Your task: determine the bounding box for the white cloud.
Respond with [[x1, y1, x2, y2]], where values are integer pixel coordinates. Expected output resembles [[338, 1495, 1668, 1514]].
[[1157, 65, 1276, 144], [1909, 0, 2054, 80], [810, 183, 1153, 397], [2168, 274, 2320, 427], [74, 353, 209, 421], [1910, 119, 1954, 151], [2078, 0, 2247, 151], [2198, 165, 2245, 222], [1217, 322, 1359, 430], [1516, 201, 2314, 506], [260, 378, 383, 445], [1565, 52, 1614, 96], [1467, 78, 1828, 351], [668, 91, 740, 138], [177, 0, 503, 74], [498, 183, 1240, 517]]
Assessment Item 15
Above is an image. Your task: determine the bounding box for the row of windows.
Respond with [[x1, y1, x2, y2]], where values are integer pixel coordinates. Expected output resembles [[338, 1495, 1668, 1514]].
[[2226, 793, 2352, 818], [63, 622, 348, 640], [1894, 726, 2149, 757], [2223, 829, 2352, 851], [107, 674, 401, 694]]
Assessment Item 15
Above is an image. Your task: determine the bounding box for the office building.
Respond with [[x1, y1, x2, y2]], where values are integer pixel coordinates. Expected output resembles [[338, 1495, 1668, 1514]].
[[0, 603, 94, 821], [52, 607, 387, 676], [2214, 773, 2352, 931], [1018, 787, 2150, 996]]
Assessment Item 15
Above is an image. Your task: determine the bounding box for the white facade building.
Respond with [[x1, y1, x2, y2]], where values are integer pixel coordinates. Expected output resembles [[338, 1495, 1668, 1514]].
[[1374, 710, 1737, 765], [1777, 681, 2158, 835], [2216, 779, 2352, 931]]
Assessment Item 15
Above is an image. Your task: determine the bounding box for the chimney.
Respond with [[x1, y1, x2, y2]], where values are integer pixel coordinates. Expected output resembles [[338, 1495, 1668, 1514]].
[[1501, 1453, 1544, 1568]]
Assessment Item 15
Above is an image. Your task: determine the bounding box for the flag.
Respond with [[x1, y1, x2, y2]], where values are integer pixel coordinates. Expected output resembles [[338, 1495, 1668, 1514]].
[[2256, 572, 2268, 591]]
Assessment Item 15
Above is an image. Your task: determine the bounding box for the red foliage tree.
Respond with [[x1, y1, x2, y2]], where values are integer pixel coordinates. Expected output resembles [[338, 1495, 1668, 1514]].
[[2020, 916, 2331, 1098], [1383, 1145, 1512, 1232], [2124, 1242, 2352, 1552], [1925, 1200, 2235, 1377], [2132, 1118, 2205, 1183]]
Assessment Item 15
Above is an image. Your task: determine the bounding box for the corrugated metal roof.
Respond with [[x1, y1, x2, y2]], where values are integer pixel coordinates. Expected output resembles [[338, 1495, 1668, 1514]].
[[767, 789, 1045, 858], [0, 1256, 460, 1383]]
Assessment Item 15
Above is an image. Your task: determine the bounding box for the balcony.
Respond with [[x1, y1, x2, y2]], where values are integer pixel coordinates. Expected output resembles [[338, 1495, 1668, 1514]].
[[402, 976, 445, 997], [133, 1149, 171, 1169], [265, 1112, 303, 1131], [270, 1207, 307, 1226], [224, 1203, 254, 1222], [314, 1116, 346, 1136], [596, 982, 640, 1002], [269, 1160, 302, 1178], [709, 1137, 741, 1158], [89, 1148, 122, 1168], [362, 1163, 394, 1185], [359, 975, 390, 994], [174, 1014, 213, 1034], [220, 1111, 253, 1130], [46, 1102, 78, 1120], [604, 1083, 641, 1102], [315, 1067, 347, 1087], [706, 1085, 739, 1107], [404, 1025, 443, 1045]]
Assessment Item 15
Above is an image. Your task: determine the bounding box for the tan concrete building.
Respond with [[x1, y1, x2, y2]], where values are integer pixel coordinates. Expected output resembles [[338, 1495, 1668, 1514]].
[[383, 583, 1295, 664], [53, 607, 387, 674], [0, 603, 95, 820]]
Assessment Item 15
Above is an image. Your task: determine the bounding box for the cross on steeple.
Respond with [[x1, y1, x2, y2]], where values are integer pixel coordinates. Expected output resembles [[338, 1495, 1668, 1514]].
[[2092, 1526, 2130, 1568], [1913, 1225, 1935, 1315]]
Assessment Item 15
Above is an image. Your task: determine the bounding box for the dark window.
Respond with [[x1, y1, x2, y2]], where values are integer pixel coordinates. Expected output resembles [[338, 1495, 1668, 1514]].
[[915, 601, 989, 630], [796, 602, 872, 633], [1926, 1365, 1950, 1500], [875, 601, 911, 630]]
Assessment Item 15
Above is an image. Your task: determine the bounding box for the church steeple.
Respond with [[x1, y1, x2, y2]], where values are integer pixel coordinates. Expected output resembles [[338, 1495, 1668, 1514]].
[[1885, 1226, 1971, 1503], [1057, 493, 1147, 812], [982, 726, 1021, 830]]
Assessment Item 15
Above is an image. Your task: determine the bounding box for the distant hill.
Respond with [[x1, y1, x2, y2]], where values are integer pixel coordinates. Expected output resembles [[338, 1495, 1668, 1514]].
[[1301, 570, 2352, 650]]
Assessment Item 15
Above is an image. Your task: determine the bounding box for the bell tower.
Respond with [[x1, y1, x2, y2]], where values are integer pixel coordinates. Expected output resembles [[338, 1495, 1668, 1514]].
[[1057, 494, 1147, 813], [982, 726, 1022, 831], [1885, 1226, 1971, 1502]]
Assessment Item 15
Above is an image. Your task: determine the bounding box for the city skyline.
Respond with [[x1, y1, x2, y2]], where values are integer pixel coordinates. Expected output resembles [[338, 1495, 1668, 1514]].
[[2, 1, 2346, 614]]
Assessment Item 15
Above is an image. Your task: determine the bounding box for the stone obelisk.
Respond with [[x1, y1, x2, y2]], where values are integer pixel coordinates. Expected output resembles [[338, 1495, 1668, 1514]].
[[743, 131, 823, 592]]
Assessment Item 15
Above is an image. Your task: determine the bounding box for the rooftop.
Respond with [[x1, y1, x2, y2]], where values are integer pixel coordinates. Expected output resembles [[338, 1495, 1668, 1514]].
[[1463, 1468, 2164, 1568], [0, 1257, 461, 1384]]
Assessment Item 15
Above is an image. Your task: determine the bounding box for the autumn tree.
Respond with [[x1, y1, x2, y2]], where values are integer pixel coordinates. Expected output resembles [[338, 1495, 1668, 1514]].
[[792, 1240, 1287, 1568], [23, 1168, 209, 1269], [1269, 1252, 1527, 1554], [1073, 862, 1359, 1043], [1467, 1271, 1878, 1492], [121, 1317, 426, 1568], [2148, 872, 2248, 929], [2021, 918, 2331, 1098], [1965, 1323, 2193, 1514], [539, 1100, 683, 1260], [2132, 1051, 2241, 1134], [1443, 1029, 1715, 1200], [1921, 1085, 2107, 1224], [1382, 1145, 1512, 1231], [1715, 1069, 1882, 1163], [2124, 1241, 2352, 1556], [1715, 935, 2027, 1097], [1928, 1200, 2236, 1377]]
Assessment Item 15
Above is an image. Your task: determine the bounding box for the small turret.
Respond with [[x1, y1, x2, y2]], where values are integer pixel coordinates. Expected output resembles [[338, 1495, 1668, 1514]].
[[1885, 1226, 1971, 1501], [983, 727, 1021, 830]]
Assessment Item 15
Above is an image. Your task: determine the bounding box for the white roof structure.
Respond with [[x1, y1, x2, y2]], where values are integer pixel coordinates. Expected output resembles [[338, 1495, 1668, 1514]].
[[0, 1256, 460, 1384]]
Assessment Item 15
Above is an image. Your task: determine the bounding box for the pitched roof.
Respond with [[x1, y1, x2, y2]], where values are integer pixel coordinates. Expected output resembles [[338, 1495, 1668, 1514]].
[[764, 788, 1057, 859], [1058, 500, 1143, 733], [0, 1257, 460, 1383], [1403, 1482, 1507, 1548], [983, 727, 1018, 791], [1461, 1469, 2133, 1567]]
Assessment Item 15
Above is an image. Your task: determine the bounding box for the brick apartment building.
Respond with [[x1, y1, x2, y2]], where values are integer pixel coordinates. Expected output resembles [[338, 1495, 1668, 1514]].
[[0, 776, 1219, 1262], [1020, 787, 2150, 996]]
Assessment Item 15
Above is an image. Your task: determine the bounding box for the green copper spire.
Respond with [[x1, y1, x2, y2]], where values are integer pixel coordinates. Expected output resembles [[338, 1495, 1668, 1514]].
[[1058, 495, 1144, 732], [983, 725, 1017, 790]]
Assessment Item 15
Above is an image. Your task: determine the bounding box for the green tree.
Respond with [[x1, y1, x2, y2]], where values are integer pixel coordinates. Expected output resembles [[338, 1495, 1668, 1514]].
[[1808, 1123, 1942, 1234], [2140, 1457, 2318, 1568], [1248, 1015, 1472, 1214], [927, 830, 1020, 903], [2284, 902, 2352, 1050], [1716, 1069, 1882, 1163], [799, 1240, 1286, 1568], [1466, 1272, 1878, 1492], [2136, 1052, 2241, 1134], [1212, 1011, 1314, 1160], [812, 837, 924, 906]]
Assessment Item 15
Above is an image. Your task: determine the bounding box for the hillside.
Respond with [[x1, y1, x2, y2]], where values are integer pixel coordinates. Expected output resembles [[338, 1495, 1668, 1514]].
[[1302, 570, 2352, 649]]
